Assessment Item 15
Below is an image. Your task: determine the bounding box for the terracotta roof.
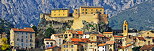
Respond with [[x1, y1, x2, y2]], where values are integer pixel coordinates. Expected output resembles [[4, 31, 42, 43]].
[[120, 44, 133, 49], [47, 46, 57, 49], [71, 38, 82, 42], [103, 32, 113, 34], [106, 41, 115, 44], [98, 43, 106, 46], [76, 31, 83, 34], [66, 30, 83, 34], [140, 45, 154, 50], [12, 28, 35, 32], [44, 38, 55, 41], [113, 36, 123, 38], [71, 38, 90, 42], [137, 37, 145, 41]]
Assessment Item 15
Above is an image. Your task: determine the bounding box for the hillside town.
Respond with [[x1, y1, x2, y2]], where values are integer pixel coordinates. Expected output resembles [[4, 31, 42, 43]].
[[0, 6, 154, 51]]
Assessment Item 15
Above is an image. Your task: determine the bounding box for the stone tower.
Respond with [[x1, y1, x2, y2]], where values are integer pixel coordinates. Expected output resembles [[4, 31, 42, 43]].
[[123, 20, 128, 36]]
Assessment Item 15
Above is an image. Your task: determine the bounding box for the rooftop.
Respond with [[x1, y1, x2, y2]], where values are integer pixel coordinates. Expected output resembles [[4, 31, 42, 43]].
[[98, 43, 106, 46], [103, 32, 113, 34], [106, 41, 115, 44], [11, 27, 35, 32], [140, 45, 154, 50], [137, 37, 145, 41]]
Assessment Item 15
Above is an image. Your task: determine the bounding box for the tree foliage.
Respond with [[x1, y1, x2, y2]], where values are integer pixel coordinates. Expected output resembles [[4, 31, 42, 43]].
[[44, 28, 55, 38], [0, 38, 10, 50]]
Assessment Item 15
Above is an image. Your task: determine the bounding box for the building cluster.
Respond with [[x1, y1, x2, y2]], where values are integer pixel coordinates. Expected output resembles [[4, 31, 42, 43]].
[[44, 20, 154, 51], [1, 6, 154, 51]]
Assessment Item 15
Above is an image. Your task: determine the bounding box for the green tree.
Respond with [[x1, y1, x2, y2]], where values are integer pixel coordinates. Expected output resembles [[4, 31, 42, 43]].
[[32, 26, 38, 34], [132, 46, 141, 51], [44, 28, 55, 38]]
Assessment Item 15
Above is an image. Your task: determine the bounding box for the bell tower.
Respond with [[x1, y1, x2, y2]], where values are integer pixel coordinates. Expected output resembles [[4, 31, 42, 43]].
[[123, 20, 128, 36]]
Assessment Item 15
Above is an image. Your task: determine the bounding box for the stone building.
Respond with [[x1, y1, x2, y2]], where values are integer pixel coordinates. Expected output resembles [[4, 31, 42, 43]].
[[10, 28, 35, 49]]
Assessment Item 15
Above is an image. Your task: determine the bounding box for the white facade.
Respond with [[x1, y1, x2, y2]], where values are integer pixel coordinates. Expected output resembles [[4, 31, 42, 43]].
[[82, 34, 90, 38], [50, 34, 63, 46], [98, 46, 106, 51]]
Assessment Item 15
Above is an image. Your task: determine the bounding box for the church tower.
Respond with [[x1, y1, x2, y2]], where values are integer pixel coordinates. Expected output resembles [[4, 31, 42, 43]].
[[123, 20, 128, 36]]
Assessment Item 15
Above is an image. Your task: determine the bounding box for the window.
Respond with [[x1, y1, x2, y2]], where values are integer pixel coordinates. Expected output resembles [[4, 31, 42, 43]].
[[69, 34, 71, 36], [85, 12, 87, 14], [46, 42, 49, 44], [71, 45, 73, 48], [26, 39, 28, 43], [30, 34, 32, 38], [100, 9, 102, 11], [148, 41, 150, 45], [26, 36, 28, 38], [91, 9, 93, 11], [30, 39, 33, 42], [82, 12, 84, 14], [50, 42, 53, 46], [64, 34, 67, 38], [96, 9, 98, 11], [82, 9, 84, 11], [17, 38, 19, 41], [85, 9, 87, 11], [124, 25, 126, 30], [91, 12, 93, 14], [21, 39, 23, 42], [90, 45, 92, 47], [30, 44, 33, 46], [66, 45, 68, 48]]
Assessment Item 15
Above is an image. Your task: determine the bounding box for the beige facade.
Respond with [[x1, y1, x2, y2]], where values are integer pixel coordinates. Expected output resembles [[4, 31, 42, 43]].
[[138, 31, 154, 37], [86, 42, 98, 51], [51, 9, 69, 17], [61, 42, 82, 51], [10, 28, 35, 49]]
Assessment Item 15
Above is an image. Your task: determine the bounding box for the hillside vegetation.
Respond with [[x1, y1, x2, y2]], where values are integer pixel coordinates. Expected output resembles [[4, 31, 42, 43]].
[[109, 1, 154, 30]]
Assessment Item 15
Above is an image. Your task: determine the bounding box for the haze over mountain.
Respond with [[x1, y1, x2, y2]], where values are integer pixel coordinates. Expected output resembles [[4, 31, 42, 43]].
[[109, 1, 154, 30], [0, 0, 152, 30]]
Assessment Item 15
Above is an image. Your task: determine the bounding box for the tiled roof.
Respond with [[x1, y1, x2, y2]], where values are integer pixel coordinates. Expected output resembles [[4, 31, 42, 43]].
[[71, 38, 90, 42], [76, 31, 83, 34], [113, 36, 124, 38], [140, 45, 154, 50], [106, 41, 115, 44], [119, 44, 133, 49], [98, 43, 106, 46], [137, 37, 145, 41], [71, 38, 82, 42], [66, 30, 83, 34], [44, 38, 55, 41], [12, 27, 35, 32], [103, 32, 113, 34]]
